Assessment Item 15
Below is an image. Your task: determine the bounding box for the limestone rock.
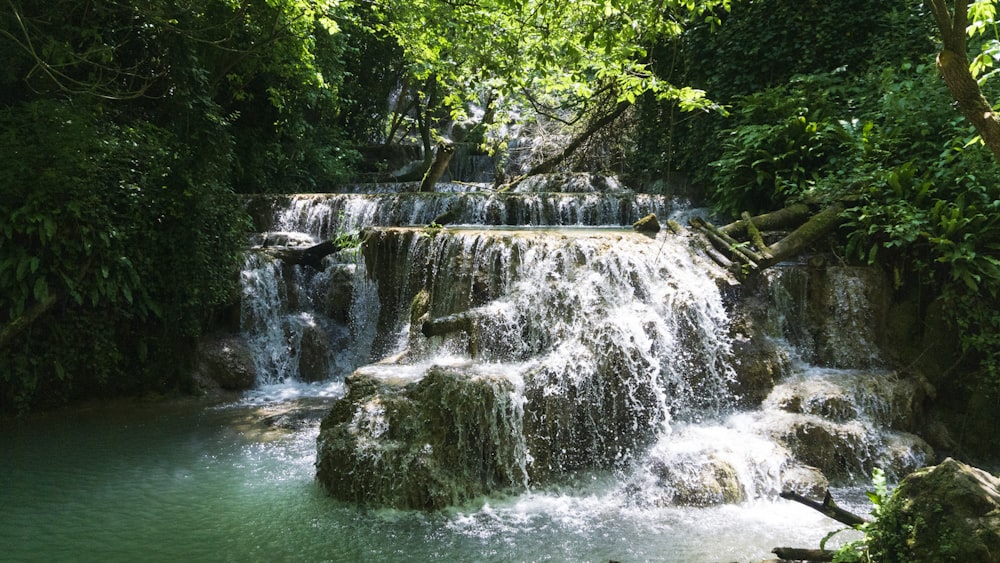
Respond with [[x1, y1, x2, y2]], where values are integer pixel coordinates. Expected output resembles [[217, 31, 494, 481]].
[[632, 213, 661, 234], [194, 333, 257, 391], [780, 464, 829, 500], [869, 458, 1000, 562], [650, 454, 746, 506], [315, 366, 528, 510]]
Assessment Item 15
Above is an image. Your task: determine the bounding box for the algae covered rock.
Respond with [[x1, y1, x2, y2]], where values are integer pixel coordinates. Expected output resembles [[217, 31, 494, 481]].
[[632, 213, 661, 234], [315, 366, 528, 510], [869, 457, 1000, 562]]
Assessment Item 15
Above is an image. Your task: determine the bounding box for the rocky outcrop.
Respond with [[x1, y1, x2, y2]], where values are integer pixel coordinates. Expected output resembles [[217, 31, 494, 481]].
[[869, 458, 1000, 562], [315, 366, 528, 510], [194, 333, 257, 391]]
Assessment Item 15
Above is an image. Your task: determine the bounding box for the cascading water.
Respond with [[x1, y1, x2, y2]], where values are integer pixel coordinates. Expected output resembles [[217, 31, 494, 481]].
[[231, 177, 935, 557]]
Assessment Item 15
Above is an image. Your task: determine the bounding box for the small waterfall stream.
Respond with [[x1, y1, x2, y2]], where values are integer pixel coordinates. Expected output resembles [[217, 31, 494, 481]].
[[234, 178, 934, 557]]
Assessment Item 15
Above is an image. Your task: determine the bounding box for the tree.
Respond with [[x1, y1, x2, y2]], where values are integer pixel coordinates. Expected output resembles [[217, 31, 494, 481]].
[[367, 0, 732, 181], [926, 0, 1000, 162]]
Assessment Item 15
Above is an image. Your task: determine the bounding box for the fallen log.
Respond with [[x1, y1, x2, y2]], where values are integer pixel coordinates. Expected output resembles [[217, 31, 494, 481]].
[[720, 203, 812, 238], [742, 211, 773, 260], [266, 240, 342, 269], [690, 216, 764, 268], [759, 203, 844, 268], [421, 312, 479, 357], [772, 547, 835, 562], [779, 490, 869, 527]]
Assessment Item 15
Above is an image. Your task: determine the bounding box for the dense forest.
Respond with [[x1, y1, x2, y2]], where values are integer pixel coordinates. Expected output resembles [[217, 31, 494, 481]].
[[2, 0, 999, 421]]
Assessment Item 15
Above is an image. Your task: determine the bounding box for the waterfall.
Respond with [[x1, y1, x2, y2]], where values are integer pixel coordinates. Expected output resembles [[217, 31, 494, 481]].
[[237, 175, 933, 511]]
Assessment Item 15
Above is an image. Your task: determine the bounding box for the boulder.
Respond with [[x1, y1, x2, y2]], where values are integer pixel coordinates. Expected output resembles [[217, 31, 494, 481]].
[[869, 458, 1000, 562], [649, 454, 746, 507], [632, 213, 661, 234], [315, 366, 528, 510], [194, 333, 257, 391]]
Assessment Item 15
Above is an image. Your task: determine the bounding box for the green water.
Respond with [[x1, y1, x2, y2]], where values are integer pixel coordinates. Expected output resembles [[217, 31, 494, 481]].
[[2, 398, 846, 562]]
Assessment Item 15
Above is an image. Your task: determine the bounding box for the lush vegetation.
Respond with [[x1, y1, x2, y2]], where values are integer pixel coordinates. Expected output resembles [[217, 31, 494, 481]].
[[635, 0, 1000, 402], [0, 0, 363, 410], [3, 0, 1000, 414]]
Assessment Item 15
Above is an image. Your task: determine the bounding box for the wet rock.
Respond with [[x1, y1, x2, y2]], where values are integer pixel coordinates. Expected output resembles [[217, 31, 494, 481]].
[[869, 458, 1000, 562], [194, 333, 257, 391], [769, 414, 933, 481], [632, 213, 661, 234], [651, 454, 746, 506], [780, 464, 829, 500], [315, 366, 527, 510], [318, 264, 356, 324], [730, 332, 789, 407], [297, 323, 331, 382]]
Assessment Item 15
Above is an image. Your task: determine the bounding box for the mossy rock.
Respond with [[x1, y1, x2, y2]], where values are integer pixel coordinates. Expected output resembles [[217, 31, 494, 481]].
[[868, 458, 1000, 562], [632, 213, 661, 234], [315, 367, 527, 510]]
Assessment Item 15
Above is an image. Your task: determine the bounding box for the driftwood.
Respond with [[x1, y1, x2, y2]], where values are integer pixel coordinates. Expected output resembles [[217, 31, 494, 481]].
[[421, 312, 479, 356], [772, 547, 835, 562], [266, 240, 342, 269], [419, 142, 455, 192], [771, 490, 869, 562], [780, 490, 869, 527], [691, 202, 845, 273]]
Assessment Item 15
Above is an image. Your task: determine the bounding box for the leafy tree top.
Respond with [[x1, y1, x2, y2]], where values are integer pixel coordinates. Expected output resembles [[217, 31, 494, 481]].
[[367, 0, 731, 118]]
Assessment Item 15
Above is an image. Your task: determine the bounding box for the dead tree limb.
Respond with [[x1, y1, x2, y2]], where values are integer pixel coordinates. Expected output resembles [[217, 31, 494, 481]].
[[780, 490, 869, 527], [759, 203, 844, 268], [720, 203, 812, 238], [690, 216, 764, 267], [0, 293, 59, 349], [503, 101, 630, 190], [742, 211, 773, 260], [266, 240, 342, 269], [772, 547, 835, 562]]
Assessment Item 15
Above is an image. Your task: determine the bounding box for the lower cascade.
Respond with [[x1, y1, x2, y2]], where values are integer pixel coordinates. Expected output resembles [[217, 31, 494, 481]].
[[237, 181, 935, 512]]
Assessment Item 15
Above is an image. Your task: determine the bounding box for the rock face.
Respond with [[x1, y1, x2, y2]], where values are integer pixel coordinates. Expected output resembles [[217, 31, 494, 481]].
[[869, 458, 1000, 562], [315, 366, 528, 510], [194, 333, 257, 391]]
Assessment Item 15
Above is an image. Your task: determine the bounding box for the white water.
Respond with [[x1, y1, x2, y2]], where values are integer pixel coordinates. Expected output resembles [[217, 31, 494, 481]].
[[225, 179, 933, 559]]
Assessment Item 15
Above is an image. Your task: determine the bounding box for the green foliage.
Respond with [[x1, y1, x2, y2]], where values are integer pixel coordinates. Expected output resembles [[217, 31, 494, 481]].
[[707, 73, 865, 215], [0, 99, 247, 411], [633, 0, 932, 189]]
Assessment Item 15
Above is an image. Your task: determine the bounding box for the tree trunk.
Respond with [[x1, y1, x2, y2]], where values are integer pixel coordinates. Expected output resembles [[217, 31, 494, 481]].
[[419, 142, 455, 192], [925, 0, 1000, 163], [0, 293, 59, 349]]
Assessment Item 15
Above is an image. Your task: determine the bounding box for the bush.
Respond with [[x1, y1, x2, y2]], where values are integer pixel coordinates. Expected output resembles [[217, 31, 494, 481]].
[[0, 100, 247, 411]]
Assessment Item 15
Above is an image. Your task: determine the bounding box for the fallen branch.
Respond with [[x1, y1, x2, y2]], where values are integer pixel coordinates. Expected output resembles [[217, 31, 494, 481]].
[[266, 240, 342, 269], [772, 547, 835, 562], [742, 211, 772, 260], [720, 203, 812, 238], [780, 490, 869, 527], [760, 203, 844, 268], [689, 216, 763, 267]]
